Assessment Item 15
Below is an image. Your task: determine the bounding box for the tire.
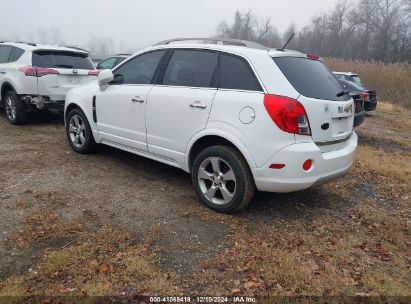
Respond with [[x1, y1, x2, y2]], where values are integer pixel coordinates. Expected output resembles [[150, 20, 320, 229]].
[[4, 91, 27, 125], [66, 108, 96, 154], [191, 145, 255, 213]]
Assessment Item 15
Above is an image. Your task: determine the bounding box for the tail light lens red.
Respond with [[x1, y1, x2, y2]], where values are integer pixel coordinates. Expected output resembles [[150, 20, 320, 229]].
[[19, 66, 59, 77], [88, 70, 100, 76], [264, 94, 311, 136], [307, 54, 321, 60], [361, 92, 369, 101]]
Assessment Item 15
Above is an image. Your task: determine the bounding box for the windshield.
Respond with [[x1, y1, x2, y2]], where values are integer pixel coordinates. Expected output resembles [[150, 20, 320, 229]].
[[341, 80, 365, 92], [33, 51, 94, 70], [350, 75, 363, 84], [273, 57, 350, 101]]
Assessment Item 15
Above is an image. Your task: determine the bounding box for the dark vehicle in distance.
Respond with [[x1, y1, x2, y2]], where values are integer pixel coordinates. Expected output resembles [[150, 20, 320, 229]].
[[96, 54, 131, 70], [334, 72, 377, 112], [337, 79, 365, 128]]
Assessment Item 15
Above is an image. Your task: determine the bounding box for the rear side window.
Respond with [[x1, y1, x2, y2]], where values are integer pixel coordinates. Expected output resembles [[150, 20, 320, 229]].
[[162, 50, 218, 88], [219, 54, 262, 91], [273, 57, 350, 101], [113, 50, 165, 85], [32, 51, 94, 70], [9, 47, 24, 62], [0, 46, 13, 63]]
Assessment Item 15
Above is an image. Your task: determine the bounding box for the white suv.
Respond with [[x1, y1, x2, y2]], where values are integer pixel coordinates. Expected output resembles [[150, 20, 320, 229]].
[[64, 38, 357, 213], [0, 42, 98, 125]]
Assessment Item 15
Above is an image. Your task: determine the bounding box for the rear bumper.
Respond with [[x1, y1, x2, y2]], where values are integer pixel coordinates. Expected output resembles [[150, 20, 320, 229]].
[[23, 96, 65, 110], [364, 100, 377, 112], [252, 133, 357, 193]]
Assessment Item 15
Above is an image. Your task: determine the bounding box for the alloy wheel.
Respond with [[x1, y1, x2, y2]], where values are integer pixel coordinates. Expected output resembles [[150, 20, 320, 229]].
[[5, 96, 16, 121], [198, 157, 237, 205], [68, 115, 86, 148]]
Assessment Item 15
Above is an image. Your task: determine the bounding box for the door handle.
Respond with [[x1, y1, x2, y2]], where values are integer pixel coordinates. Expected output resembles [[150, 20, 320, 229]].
[[131, 96, 145, 103], [0, 71, 6, 74], [190, 102, 207, 110]]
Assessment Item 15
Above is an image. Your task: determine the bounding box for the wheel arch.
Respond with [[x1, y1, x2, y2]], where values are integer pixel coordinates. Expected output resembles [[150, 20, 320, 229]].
[[186, 131, 256, 173], [1, 82, 17, 103], [64, 99, 92, 126]]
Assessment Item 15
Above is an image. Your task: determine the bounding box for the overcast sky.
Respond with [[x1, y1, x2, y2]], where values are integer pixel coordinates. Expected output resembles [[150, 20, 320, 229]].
[[0, 0, 340, 51]]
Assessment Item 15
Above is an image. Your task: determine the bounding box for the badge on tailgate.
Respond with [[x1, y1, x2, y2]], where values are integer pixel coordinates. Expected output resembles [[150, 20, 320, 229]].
[[338, 104, 353, 114]]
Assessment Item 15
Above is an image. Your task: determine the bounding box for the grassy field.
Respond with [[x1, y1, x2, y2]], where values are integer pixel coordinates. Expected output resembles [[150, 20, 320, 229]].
[[326, 58, 411, 108]]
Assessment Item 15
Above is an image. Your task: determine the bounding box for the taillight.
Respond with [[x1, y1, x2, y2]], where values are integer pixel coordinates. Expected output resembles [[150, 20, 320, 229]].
[[88, 70, 100, 76], [19, 66, 59, 77], [361, 92, 369, 101], [264, 94, 311, 136], [307, 54, 321, 60]]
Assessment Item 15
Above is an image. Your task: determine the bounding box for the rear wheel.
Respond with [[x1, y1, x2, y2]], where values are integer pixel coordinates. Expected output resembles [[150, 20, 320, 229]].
[[66, 108, 96, 154], [4, 91, 27, 125], [192, 145, 255, 213]]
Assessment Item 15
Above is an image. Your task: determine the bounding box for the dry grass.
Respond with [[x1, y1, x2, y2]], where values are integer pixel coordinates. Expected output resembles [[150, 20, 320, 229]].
[[355, 145, 411, 185], [325, 58, 411, 108], [0, 227, 179, 297], [12, 210, 84, 249]]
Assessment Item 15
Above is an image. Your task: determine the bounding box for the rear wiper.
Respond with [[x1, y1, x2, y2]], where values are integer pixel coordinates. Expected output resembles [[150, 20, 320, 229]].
[[336, 90, 350, 97], [54, 64, 74, 68]]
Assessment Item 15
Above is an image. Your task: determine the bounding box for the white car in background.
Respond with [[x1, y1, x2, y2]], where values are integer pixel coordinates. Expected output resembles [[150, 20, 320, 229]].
[[0, 42, 99, 124], [64, 38, 357, 213]]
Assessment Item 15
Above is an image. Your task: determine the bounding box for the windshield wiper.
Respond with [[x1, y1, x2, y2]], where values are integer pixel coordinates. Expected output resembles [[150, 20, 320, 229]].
[[336, 90, 350, 97]]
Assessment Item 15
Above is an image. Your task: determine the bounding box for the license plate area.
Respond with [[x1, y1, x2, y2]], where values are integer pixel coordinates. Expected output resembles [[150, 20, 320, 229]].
[[59, 76, 80, 86], [332, 117, 351, 136]]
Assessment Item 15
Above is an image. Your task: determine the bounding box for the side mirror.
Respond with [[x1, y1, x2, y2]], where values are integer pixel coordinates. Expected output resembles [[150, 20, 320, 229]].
[[98, 69, 114, 86]]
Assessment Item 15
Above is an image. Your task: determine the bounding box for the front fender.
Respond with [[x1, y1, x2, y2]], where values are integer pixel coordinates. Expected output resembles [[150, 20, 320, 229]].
[[65, 94, 101, 143]]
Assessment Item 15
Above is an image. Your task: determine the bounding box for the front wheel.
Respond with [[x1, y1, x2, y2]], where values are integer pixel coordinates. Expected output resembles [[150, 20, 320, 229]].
[[192, 145, 255, 213], [66, 108, 96, 154]]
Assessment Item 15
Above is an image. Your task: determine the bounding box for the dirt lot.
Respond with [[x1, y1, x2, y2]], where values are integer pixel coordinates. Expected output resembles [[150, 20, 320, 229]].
[[0, 103, 410, 298]]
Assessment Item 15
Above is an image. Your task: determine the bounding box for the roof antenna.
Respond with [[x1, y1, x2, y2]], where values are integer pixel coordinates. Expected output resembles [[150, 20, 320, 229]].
[[281, 33, 295, 50]]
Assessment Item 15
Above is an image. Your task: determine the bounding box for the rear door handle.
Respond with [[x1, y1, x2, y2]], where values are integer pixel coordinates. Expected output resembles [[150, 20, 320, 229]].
[[131, 96, 145, 103], [0, 71, 6, 74], [190, 102, 207, 109]]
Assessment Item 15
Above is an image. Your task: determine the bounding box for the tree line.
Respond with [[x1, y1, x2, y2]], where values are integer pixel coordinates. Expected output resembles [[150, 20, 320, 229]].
[[215, 0, 411, 63]]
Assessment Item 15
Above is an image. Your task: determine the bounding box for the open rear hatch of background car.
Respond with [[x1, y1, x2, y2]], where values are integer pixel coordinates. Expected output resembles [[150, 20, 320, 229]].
[[272, 55, 354, 150], [32, 50, 96, 100]]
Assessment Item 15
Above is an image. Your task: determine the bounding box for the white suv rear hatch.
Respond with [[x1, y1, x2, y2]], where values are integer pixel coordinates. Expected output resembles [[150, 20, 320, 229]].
[[272, 56, 354, 144], [32, 50, 96, 100]]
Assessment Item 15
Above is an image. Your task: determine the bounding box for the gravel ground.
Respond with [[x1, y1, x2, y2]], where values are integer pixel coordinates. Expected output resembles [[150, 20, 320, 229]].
[[0, 108, 409, 296]]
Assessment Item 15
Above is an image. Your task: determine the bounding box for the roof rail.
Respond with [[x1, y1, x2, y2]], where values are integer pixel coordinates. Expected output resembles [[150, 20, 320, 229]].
[[8, 41, 38, 46], [155, 38, 267, 49]]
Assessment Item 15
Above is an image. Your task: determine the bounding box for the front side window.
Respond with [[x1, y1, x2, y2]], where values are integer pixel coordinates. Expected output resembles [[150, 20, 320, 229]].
[[0, 46, 13, 64], [97, 57, 118, 70], [273, 57, 350, 101], [112, 51, 165, 85], [32, 51, 94, 70], [162, 50, 218, 88], [219, 54, 262, 91]]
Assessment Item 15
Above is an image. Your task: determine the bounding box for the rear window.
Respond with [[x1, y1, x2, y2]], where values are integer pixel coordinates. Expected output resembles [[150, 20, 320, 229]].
[[32, 51, 94, 70], [273, 57, 350, 101]]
